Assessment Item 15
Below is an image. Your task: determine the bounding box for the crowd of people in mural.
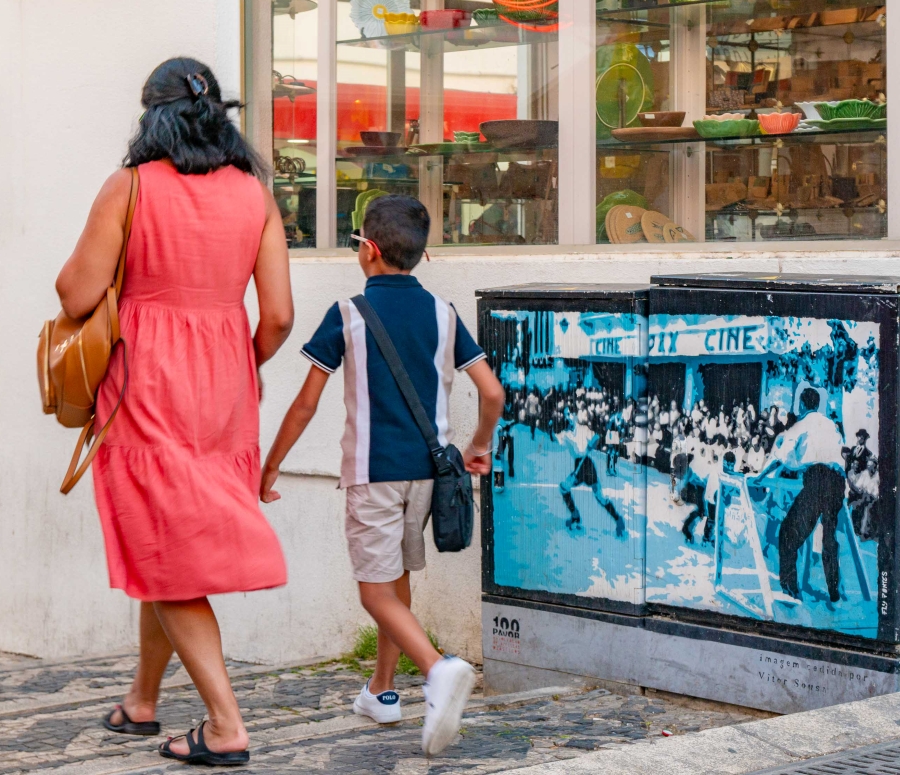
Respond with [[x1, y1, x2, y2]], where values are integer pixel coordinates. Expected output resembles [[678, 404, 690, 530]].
[[494, 376, 881, 562]]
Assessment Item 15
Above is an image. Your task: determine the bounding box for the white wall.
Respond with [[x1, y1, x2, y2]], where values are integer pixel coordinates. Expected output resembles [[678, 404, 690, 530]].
[[0, 0, 237, 658], [2, 0, 899, 665], [0, 0, 483, 663]]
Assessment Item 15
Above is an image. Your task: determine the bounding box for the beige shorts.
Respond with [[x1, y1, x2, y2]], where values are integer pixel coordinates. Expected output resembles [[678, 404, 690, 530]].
[[345, 480, 434, 583]]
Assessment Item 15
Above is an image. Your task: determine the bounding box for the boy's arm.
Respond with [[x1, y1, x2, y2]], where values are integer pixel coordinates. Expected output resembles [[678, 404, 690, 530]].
[[260, 365, 331, 503], [462, 360, 506, 475]]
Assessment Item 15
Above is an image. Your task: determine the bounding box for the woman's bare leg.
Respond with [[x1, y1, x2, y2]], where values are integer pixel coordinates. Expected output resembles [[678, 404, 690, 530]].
[[109, 602, 173, 724], [153, 598, 248, 755]]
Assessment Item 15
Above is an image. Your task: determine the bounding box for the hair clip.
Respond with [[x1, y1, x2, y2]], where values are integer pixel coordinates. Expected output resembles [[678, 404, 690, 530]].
[[186, 73, 209, 98]]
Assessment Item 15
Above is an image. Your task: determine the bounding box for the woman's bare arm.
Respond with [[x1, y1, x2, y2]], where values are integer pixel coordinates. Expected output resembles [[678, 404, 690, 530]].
[[253, 183, 294, 368], [55, 169, 132, 319]]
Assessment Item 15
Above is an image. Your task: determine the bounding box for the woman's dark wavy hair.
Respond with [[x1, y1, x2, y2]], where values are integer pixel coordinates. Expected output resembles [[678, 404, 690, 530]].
[[124, 57, 267, 179]]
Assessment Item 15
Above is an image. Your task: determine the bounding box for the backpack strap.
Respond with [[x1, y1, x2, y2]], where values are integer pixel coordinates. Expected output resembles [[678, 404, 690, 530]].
[[114, 168, 139, 297], [351, 295, 450, 473], [60, 171, 138, 494]]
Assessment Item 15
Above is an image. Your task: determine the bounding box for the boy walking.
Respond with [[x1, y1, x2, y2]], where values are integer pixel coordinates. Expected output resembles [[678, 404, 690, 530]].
[[260, 196, 505, 756]]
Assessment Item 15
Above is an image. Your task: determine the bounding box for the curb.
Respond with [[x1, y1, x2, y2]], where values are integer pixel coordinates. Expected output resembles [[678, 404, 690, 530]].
[[489, 690, 900, 775]]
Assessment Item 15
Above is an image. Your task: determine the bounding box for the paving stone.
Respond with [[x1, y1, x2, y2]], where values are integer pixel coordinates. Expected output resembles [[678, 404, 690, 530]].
[[0, 652, 755, 773]]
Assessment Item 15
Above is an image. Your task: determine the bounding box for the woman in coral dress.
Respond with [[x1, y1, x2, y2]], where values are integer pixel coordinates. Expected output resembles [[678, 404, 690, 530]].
[[54, 58, 293, 766]]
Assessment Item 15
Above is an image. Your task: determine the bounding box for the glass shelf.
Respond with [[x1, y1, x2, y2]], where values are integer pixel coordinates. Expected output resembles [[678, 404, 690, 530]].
[[336, 146, 559, 161], [336, 23, 557, 53], [595, 0, 884, 29], [597, 126, 887, 149]]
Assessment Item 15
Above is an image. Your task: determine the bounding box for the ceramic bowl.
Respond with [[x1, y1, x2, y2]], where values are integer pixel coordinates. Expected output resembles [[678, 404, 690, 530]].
[[638, 111, 685, 127], [420, 9, 471, 29], [480, 119, 558, 148], [816, 99, 886, 121], [758, 112, 801, 135], [360, 131, 402, 147], [693, 119, 760, 138], [473, 7, 500, 25], [384, 14, 418, 35], [795, 101, 837, 121], [703, 112, 746, 121]]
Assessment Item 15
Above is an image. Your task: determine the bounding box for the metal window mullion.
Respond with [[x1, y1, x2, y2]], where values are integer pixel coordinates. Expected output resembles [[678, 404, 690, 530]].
[[558, 0, 596, 246], [671, 3, 707, 243], [316, 0, 338, 249], [244, 0, 273, 177]]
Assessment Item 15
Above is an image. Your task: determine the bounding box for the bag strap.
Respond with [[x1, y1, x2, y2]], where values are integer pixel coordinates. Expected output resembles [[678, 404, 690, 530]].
[[60, 172, 138, 494], [351, 295, 450, 471], [60, 342, 128, 494], [114, 168, 140, 297]]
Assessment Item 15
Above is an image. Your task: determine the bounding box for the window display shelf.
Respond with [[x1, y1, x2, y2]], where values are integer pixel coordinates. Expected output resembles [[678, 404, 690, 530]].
[[597, 126, 887, 149], [707, 206, 887, 241], [596, 0, 884, 30], [336, 23, 557, 53], [336, 146, 558, 162]]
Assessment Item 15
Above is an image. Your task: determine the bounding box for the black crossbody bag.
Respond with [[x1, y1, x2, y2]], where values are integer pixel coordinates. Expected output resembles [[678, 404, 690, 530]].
[[352, 295, 474, 553]]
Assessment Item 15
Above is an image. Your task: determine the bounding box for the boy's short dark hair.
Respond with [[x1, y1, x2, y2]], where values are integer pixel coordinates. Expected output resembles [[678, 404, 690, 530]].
[[363, 195, 430, 271]]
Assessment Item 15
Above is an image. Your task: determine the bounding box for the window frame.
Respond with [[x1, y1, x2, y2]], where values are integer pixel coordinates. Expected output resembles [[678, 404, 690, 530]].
[[245, 0, 900, 256]]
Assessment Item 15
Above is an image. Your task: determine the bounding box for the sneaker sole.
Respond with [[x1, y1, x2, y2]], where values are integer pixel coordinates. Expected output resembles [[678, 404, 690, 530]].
[[422, 666, 477, 756], [353, 696, 402, 725]]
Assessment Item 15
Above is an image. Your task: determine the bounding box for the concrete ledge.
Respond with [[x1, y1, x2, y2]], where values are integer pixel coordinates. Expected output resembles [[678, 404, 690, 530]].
[[497, 690, 900, 775]]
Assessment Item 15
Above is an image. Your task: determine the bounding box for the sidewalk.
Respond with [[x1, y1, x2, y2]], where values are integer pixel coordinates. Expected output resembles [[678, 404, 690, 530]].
[[0, 652, 754, 774]]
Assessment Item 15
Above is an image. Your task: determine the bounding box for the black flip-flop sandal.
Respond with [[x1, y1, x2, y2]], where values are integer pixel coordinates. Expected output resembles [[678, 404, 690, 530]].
[[102, 704, 161, 736], [158, 720, 250, 766]]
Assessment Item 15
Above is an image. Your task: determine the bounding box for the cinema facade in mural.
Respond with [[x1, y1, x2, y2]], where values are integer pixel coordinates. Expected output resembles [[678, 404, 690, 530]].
[[479, 285, 650, 616], [479, 277, 900, 649]]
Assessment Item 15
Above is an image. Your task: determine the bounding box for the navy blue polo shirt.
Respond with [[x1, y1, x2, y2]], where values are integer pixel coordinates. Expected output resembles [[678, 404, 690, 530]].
[[301, 274, 486, 487]]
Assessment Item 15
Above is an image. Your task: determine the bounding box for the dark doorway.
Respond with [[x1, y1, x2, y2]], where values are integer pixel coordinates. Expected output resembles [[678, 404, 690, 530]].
[[648, 362, 686, 410], [698, 362, 763, 416], [591, 362, 626, 408]]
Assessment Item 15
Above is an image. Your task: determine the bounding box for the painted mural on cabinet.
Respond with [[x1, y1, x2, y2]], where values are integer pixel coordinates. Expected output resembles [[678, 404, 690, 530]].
[[645, 310, 884, 640], [484, 305, 648, 609], [482, 290, 892, 642]]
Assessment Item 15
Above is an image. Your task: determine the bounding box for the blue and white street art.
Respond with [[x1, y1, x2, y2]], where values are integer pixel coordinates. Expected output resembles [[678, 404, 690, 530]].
[[485, 305, 883, 640], [646, 313, 882, 639], [487, 308, 647, 606]]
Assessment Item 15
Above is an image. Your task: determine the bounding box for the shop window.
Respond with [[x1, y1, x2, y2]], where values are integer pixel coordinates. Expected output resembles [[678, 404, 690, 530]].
[[272, 0, 319, 249], [333, 0, 559, 247], [595, 1, 887, 245], [261, 1, 889, 250]]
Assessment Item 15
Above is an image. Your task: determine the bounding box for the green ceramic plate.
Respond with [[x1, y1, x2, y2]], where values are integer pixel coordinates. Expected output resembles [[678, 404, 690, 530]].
[[596, 44, 654, 136], [815, 99, 886, 121], [805, 117, 887, 132], [596, 189, 647, 243], [693, 119, 760, 138]]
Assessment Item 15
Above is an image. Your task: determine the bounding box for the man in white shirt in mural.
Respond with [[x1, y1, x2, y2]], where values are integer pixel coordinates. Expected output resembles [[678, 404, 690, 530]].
[[750, 388, 846, 603]]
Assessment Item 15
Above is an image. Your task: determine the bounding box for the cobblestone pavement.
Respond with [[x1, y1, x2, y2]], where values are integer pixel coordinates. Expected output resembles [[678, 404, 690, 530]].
[[0, 652, 756, 774]]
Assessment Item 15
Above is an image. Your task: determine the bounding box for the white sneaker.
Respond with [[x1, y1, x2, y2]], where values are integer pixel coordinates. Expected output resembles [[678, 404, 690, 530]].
[[352, 681, 402, 724], [421, 656, 476, 756]]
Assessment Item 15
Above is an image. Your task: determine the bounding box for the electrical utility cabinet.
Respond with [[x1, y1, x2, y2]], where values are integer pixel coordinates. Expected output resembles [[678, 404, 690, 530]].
[[479, 276, 900, 714]]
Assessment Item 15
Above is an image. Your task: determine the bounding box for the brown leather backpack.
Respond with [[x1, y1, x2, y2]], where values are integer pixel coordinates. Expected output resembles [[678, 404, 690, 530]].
[[38, 168, 139, 494]]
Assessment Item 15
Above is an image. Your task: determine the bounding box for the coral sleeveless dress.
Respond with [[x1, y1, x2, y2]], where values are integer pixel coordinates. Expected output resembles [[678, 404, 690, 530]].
[[92, 160, 287, 601]]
